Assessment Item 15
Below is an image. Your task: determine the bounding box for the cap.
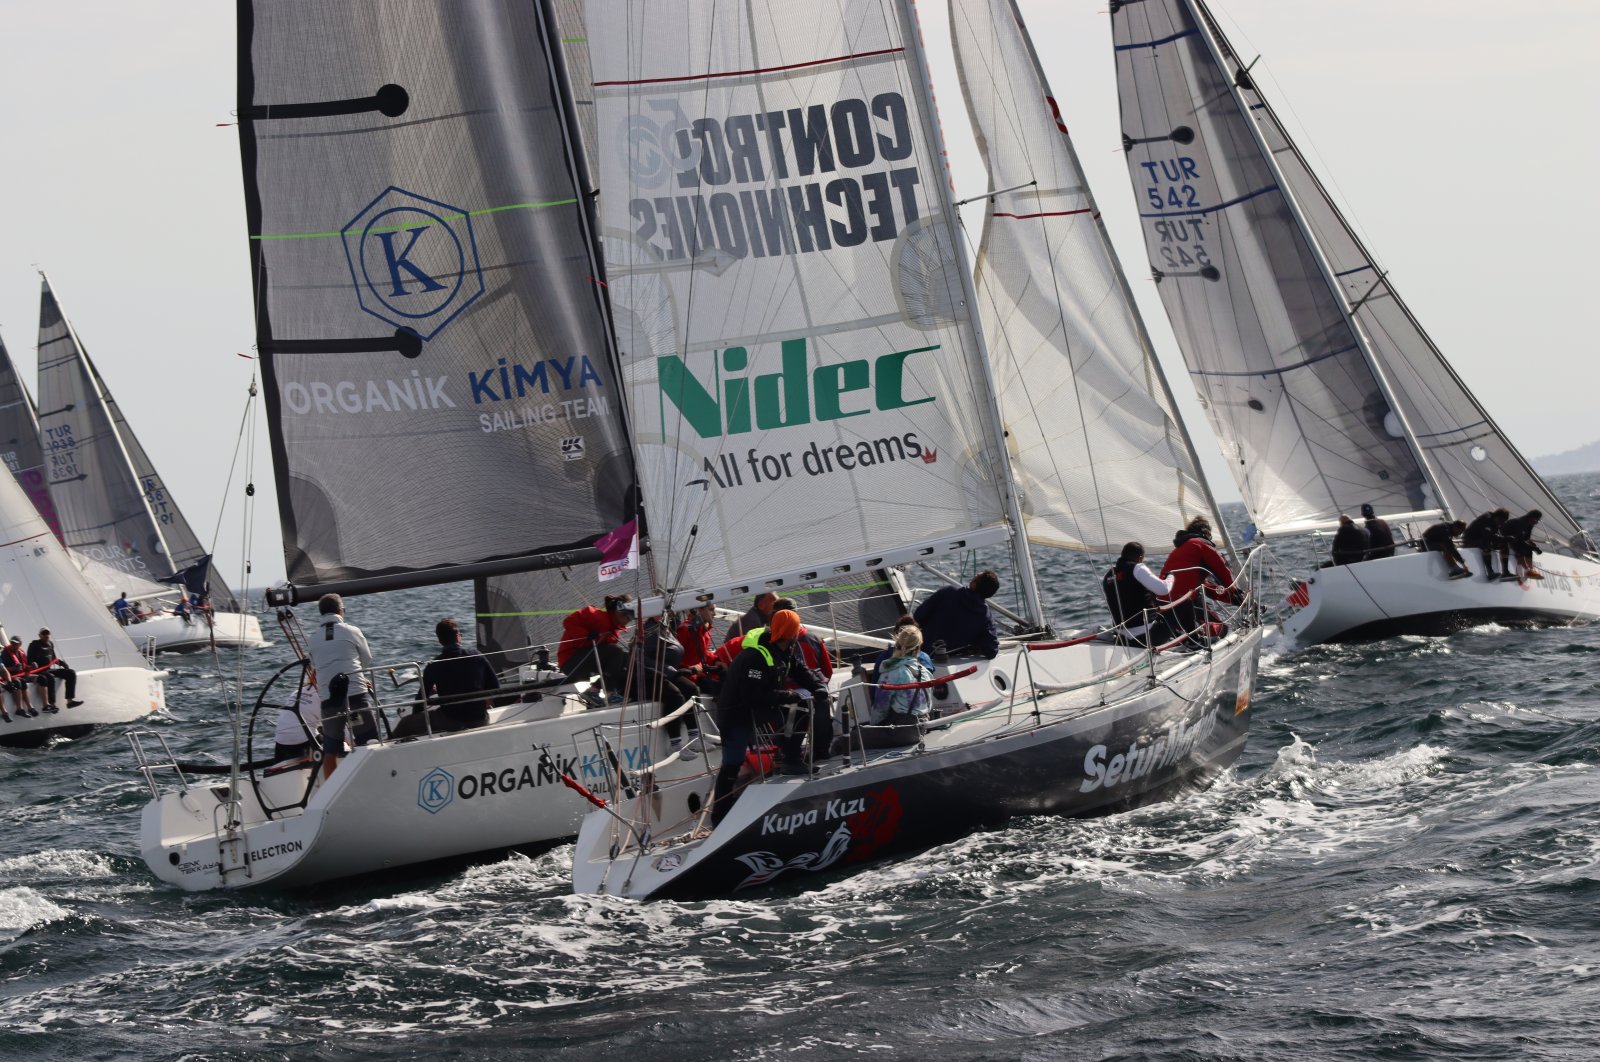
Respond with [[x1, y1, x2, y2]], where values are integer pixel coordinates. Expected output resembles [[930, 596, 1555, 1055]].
[[1360, 503, 1376, 519], [38, 627, 49, 635], [768, 609, 801, 642], [8, 636, 19, 644]]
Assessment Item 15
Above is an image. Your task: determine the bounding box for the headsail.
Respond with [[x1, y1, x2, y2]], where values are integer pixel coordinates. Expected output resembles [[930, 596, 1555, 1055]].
[[1226, 36, 1595, 555], [1111, 0, 1433, 535], [953, 0, 1224, 554], [0, 328, 62, 542], [238, 0, 636, 595], [585, 0, 1025, 608]]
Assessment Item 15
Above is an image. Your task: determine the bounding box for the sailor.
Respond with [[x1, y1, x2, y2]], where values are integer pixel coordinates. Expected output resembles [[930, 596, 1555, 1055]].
[[172, 595, 193, 624], [870, 615, 932, 684], [307, 593, 377, 778], [1102, 542, 1174, 646], [711, 609, 831, 825], [772, 596, 834, 680], [2, 636, 35, 718], [1360, 503, 1396, 560], [557, 594, 634, 698], [913, 570, 1001, 660], [1160, 518, 1240, 646], [1461, 509, 1510, 580], [870, 625, 934, 726], [394, 617, 500, 739], [1331, 515, 1370, 566], [634, 611, 701, 758], [1500, 510, 1545, 581], [725, 591, 778, 643], [27, 628, 80, 713], [112, 591, 136, 626], [1420, 519, 1472, 578], [273, 669, 322, 762]]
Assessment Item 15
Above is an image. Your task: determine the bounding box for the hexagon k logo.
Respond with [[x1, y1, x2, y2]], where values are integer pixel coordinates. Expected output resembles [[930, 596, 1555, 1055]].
[[342, 186, 484, 341], [417, 766, 455, 815]]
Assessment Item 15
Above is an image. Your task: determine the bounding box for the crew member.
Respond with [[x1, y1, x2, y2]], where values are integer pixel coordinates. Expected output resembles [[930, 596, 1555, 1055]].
[[725, 591, 778, 643], [557, 594, 634, 697], [1461, 509, 1510, 580], [27, 628, 80, 713], [913, 570, 1001, 659], [1102, 542, 1174, 646], [112, 592, 136, 625], [394, 617, 501, 739], [1500, 509, 1545, 581], [1331, 515, 1370, 566], [307, 593, 377, 778], [635, 612, 702, 757], [1420, 519, 1471, 578], [1160, 518, 1240, 646], [773, 597, 834, 680], [711, 610, 831, 825], [1361, 503, 1396, 560], [2, 636, 35, 718]]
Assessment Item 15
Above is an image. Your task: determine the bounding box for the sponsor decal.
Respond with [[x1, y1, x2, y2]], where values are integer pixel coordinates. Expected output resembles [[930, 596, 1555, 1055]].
[[418, 767, 454, 814], [1080, 710, 1220, 794], [734, 787, 903, 888], [342, 186, 484, 340], [248, 841, 304, 863], [736, 822, 852, 889], [435, 746, 653, 805], [282, 372, 455, 417]]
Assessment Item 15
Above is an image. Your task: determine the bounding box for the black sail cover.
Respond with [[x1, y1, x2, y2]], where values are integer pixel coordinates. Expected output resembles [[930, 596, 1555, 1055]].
[[1112, 0, 1433, 535], [0, 329, 61, 542], [238, 0, 634, 588], [36, 282, 241, 611]]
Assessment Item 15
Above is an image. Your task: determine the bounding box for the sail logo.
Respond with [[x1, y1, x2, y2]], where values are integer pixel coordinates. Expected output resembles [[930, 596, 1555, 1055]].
[[417, 767, 455, 814], [342, 187, 485, 341]]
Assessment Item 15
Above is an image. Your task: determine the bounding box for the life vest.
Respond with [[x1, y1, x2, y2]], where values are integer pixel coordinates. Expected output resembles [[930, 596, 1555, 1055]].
[[1102, 560, 1156, 630], [741, 628, 776, 668]]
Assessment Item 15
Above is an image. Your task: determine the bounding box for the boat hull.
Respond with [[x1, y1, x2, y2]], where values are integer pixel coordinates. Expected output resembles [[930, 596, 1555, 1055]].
[[0, 666, 166, 748], [140, 696, 671, 891], [1282, 550, 1600, 645], [124, 611, 268, 653], [573, 629, 1261, 900]]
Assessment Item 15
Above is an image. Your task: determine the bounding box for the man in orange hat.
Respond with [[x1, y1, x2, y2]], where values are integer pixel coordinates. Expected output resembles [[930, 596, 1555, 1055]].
[[711, 608, 832, 826]]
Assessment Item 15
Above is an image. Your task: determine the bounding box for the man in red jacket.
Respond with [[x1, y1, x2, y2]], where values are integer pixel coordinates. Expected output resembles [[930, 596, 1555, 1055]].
[[1159, 517, 1240, 646], [557, 594, 634, 697]]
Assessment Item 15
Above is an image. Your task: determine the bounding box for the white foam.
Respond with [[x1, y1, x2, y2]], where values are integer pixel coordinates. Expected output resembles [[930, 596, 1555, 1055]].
[[0, 886, 68, 936], [0, 848, 114, 882]]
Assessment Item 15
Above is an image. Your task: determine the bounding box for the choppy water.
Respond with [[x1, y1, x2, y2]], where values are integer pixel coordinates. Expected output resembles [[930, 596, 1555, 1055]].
[[3, 474, 1598, 1060]]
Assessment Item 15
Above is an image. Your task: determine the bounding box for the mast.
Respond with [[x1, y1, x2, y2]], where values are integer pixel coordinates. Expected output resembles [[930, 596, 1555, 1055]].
[[1182, 0, 1458, 524], [893, 0, 1045, 627]]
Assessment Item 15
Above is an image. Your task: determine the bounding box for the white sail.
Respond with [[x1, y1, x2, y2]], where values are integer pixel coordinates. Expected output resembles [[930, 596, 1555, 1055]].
[[0, 454, 149, 672], [585, 0, 1017, 602], [1111, 0, 1433, 534], [953, 0, 1224, 553]]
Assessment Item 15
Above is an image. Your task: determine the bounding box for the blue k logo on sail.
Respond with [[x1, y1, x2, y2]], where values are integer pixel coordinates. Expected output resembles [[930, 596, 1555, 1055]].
[[342, 186, 485, 341]]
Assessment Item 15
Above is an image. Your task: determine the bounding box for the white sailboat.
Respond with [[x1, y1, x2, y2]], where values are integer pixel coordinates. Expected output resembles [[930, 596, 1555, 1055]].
[[136, 0, 697, 891], [568, 0, 1261, 900], [33, 278, 267, 652], [1111, 0, 1600, 644], [0, 439, 166, 749]]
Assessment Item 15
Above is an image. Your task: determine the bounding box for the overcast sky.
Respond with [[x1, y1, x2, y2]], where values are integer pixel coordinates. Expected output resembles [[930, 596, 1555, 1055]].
[[0, 1, 1594, 587]]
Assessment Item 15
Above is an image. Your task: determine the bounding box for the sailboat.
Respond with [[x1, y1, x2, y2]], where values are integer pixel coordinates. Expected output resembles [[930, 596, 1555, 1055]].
[[1111, 0, 1600, 644], [33, 278, 268, 652], [134, 0, 704, 891], [566, 0, 1261, 900], [0, 433, 166, 748]]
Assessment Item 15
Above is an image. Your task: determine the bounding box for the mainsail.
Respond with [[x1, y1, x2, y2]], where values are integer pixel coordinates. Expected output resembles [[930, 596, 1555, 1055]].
[[238, 0, 636, 595], [1111, 0, 1433, 535], [584, 0, 1029, 609], [952, 0, 1224, 554], [35, 280, 237, 606], [0, 329, 62, 542]]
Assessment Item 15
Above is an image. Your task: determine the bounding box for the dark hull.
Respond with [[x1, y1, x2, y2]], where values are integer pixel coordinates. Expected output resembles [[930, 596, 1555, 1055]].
[[0, 722, 95, 749], [1326, 607, 1581, 643], [644, 641, 1256, 899]]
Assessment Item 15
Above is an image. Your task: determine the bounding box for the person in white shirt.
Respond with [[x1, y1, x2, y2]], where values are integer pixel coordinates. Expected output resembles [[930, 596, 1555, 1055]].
[[273, 668, 323, 763], [1101, 542, 1175, 646], [307, 594, 376, 777]]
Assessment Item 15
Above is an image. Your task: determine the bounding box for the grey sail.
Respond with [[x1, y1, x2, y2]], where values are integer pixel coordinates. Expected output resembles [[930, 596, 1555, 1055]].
[[953, 0, 1226, 554], [36, 280, 230, 599], [1111, 0, 1432, 535], [0, 328, 62, 542], [238, 0, 635, 594], [1222, 27, 1595, 556]]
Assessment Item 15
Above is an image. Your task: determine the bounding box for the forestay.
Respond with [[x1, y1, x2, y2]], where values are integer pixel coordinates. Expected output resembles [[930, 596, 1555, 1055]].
[[1226, 32, 1595, 556], [1111, 0, 1431, 535], [953, 0, 1223, 554], [238, 0, 634, 588], [0, 329, 61, 542], [585, 0, 1016, 602]]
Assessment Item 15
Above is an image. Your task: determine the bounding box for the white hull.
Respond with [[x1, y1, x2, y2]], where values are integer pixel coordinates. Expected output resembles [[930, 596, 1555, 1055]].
[[574, 629, 1261, 899], [0, 666, 166, 748], [1282, 550, 1600, 645], [125, 611, 268, 653], [140, 693, 689, 891]]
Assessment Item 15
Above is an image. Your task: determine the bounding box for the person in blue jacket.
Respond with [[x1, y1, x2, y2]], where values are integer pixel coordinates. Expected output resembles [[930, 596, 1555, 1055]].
[[912, 570, 1001, 659]]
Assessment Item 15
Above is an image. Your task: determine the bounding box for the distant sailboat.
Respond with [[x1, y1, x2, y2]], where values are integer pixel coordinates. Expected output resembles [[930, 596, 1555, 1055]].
[[1111, 0, 1600, 643], [33, 277, 267, 651]]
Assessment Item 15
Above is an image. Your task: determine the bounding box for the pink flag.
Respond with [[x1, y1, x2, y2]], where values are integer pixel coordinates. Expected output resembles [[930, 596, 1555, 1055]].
[[596, 519, 639, 582]]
